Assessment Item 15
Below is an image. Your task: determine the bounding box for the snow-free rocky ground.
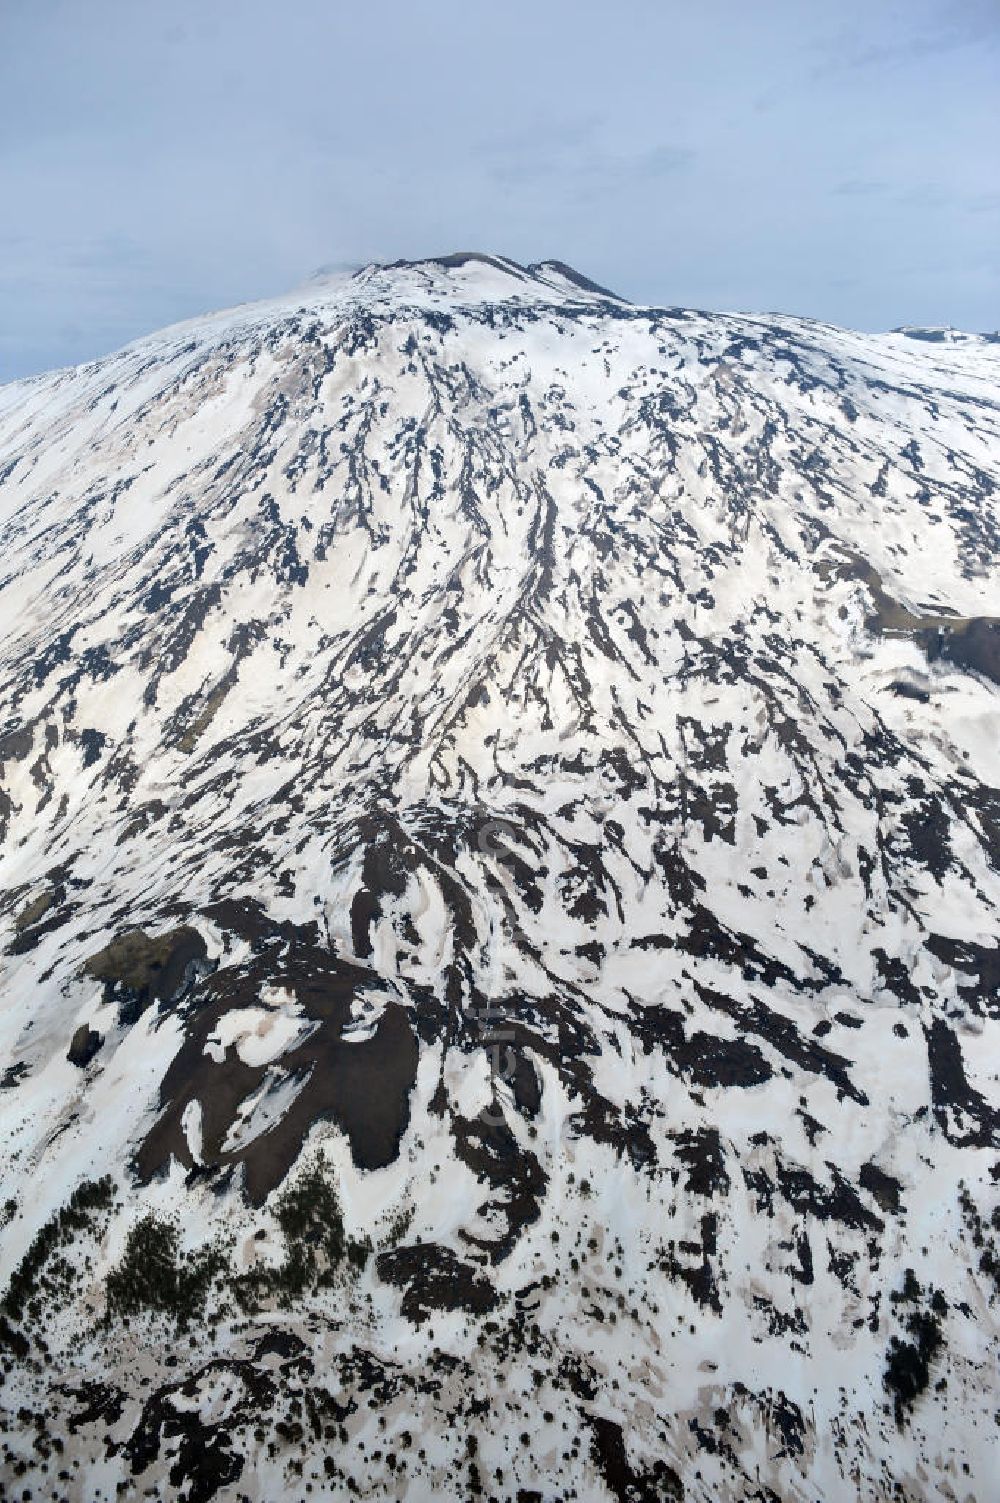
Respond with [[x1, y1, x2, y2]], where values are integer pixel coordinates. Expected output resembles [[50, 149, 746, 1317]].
[[0, 252, 998, 1502]]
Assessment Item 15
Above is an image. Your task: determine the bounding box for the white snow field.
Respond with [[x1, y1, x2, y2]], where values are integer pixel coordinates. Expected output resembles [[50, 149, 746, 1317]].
[[0, 253, 998, 1501]]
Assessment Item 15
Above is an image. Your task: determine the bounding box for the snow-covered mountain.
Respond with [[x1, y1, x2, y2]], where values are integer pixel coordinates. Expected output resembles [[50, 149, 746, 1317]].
[[0, 251, 998, 1502]]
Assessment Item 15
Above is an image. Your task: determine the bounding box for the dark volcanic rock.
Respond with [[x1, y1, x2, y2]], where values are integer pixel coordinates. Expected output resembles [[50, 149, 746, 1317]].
[[0, 253, 997, 1503], [67, 1025, 103, 1068]]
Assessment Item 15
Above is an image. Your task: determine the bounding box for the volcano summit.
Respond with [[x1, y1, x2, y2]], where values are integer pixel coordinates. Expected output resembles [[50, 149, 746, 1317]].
[[0, 253, 998, 1501]]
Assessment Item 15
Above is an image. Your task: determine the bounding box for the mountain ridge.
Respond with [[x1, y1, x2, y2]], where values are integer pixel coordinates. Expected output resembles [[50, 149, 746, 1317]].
[[0, 253, 998, 1501], [6, 253, 999, 392]]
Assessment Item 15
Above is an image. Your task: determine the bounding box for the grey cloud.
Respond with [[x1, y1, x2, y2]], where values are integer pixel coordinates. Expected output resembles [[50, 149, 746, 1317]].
[[482, 134, 695, 199], [810, 0, 1000, 78], [833, 180, 890, 197], [639, 146, 697, 177], [0, 0, 997, 377]]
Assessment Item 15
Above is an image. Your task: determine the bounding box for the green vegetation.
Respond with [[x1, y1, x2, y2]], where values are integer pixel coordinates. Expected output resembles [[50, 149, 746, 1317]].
[[958, 1183, 1000, 1296], [105, 1213, 225, 1327], [3, 1156, 371, 1352], [236, 1156, 368, 1311], [884, 1269, 947, 1426], [382, 1199, 415, 1249], [1, 1177, 115, 1328]]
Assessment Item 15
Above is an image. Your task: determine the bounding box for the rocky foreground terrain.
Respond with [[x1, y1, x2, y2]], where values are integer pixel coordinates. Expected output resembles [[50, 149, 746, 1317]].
[[0, 252, 998, 1501]]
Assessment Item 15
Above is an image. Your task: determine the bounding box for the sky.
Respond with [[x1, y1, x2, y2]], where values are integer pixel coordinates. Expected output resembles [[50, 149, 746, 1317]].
[[0, 0, 997, 380]]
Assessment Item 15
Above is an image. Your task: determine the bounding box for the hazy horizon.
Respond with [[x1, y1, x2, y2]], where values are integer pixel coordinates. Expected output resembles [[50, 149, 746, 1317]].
[[1, 0, 997, 381]]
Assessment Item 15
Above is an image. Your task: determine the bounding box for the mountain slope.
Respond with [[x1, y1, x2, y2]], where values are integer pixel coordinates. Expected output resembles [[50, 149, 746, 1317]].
[[0, 252, 998, 1502]]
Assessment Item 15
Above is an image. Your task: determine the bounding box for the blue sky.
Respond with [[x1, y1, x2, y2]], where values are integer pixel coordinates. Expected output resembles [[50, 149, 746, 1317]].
[[1, 0, 997, 379]]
